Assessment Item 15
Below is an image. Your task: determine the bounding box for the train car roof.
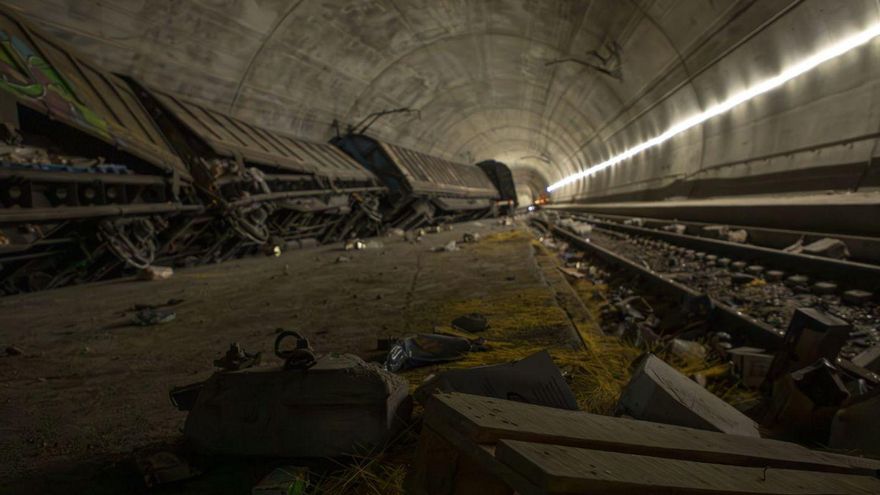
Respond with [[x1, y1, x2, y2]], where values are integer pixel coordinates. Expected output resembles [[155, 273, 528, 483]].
[[149, 89, 376, 182], [379, 142, 499, 199], [0, 8, 189, 179]]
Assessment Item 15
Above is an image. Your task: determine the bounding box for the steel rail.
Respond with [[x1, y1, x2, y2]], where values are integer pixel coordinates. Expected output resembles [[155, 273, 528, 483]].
[[570, 215, 880, 293], [535, 219, 785, 349]]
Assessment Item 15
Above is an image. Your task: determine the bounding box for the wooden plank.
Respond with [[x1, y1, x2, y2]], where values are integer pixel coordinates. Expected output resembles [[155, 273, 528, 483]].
[[426, 393, 880, 476], [495, 440, 880, 495], [425, 420, 545, 495], [616, 354, 761, 437]]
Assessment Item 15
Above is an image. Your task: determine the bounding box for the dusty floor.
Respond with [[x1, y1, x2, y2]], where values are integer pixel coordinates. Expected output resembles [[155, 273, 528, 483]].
[[0, 220, 576, 494]]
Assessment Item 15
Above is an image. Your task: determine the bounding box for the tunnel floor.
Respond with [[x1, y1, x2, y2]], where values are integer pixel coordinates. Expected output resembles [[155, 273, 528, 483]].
[[0, 220, 592, 493], [3, 218, 876, 494]]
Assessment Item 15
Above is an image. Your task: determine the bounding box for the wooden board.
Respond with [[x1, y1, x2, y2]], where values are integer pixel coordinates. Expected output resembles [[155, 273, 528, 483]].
[[426, 393, 880, 476], [495, 440, 880, 495], [616, 354, 761, 437]]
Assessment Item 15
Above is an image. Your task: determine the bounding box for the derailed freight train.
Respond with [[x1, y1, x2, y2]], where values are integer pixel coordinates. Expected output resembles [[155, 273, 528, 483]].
[[0, 7, 516, 294], [0, 9, 201, 292], [127, 82, 386, 264], [332, 134, 502, 229]]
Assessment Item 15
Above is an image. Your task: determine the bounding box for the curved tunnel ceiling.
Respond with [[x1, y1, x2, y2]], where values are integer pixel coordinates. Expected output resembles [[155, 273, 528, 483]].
[[7, 0, 880, 202]]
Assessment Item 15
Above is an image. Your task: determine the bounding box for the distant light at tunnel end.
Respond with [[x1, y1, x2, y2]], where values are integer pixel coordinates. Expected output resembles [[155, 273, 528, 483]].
[[547, 22, 880, 193]]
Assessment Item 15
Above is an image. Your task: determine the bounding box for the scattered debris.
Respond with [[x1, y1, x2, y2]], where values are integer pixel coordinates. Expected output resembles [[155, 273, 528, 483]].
[[461, 232, 480, 243], [344, 239, 383, 250], [213, 342, 262, 371], [662, 223, 687, 234], [138, 265, 174, 281], [802, 237, 850, 259], [344, 239, 365, 250], [451, 312, 489, 333], [134, 450, 200, 487], [264, 244, 282, 257], [498, 217, 513, 226], [727, 347, 773, 388], [726, 229, 748, 243], [252, 466, 310, 495], [274, 330, 316, 370], [615, 354, 760, 437], [414, 351, 578, 410], [335, 255, 351, 263], [669, 339, 708, 361], [852, 345, 880, 372], [385, 333, 483, 372], [558, 217, 594, 236], [5, 345, 23, 356], [708, 331, 733, 355], [386, 228, 406, 237], [558, 266, 585, 279], [783, 237, 804, 253], [132, 308, 176, 326], [184, 353, 410, 457], [764, 308, 850, 386], [433, 240, 459, 252], [763, 358, 851, 441]]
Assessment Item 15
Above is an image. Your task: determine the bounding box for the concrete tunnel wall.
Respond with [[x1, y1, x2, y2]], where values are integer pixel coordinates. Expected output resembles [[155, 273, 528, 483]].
[[6, 0, 880, 205]]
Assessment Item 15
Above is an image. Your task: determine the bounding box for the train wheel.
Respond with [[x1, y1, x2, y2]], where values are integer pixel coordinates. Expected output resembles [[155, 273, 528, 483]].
[[98, 217, 159, 269], [227, 204, 271, 244]]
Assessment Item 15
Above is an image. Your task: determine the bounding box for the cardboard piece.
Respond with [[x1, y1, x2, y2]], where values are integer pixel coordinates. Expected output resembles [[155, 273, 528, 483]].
[[414, 351, 578, 411], [184, 354, 411, 457]]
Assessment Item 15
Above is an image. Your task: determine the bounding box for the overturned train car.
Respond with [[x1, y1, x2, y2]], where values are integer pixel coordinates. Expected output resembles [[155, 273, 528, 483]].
[[332, 134, 500, 229], [0, 9, 201, 293], [0, 5, 514, 294], [476, 159, 517, 215], [128, 84, 385, 264], [0, 6, 384, 293]]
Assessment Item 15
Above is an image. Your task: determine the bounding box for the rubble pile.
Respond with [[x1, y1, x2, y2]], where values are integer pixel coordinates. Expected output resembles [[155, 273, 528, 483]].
[[125, 218, 877, 494], [537, 213, 880, 455]]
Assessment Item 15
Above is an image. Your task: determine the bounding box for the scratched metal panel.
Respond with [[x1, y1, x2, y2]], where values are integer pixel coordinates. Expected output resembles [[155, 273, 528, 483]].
[[0, 9, 189, 179], [379, 142, 499, 198]]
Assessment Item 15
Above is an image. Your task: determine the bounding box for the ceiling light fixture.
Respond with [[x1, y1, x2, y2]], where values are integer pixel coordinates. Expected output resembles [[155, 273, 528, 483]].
[[547, 22, 880, 192]]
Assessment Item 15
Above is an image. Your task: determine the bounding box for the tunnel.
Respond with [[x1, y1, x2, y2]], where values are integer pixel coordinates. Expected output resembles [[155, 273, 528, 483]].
[[1, 1, 879, 494]]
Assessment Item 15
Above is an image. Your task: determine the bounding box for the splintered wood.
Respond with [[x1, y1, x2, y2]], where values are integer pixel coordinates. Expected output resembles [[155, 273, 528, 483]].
[[406, 393, 880, 495]]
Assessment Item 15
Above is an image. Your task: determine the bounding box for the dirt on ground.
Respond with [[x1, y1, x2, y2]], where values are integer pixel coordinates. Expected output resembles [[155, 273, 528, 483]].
[[0, 221, 564, 494]]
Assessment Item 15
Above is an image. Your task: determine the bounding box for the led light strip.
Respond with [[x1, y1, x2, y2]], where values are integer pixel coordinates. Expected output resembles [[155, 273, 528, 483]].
[[547, 22, 880, 192]]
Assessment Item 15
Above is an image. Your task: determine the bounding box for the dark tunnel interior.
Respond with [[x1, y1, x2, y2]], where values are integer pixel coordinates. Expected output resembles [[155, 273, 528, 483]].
[[1, 1, 879, 494]]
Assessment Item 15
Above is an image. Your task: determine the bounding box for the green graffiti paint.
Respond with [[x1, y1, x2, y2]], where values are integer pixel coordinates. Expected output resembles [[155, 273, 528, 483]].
[[0, 28, 110, 139]]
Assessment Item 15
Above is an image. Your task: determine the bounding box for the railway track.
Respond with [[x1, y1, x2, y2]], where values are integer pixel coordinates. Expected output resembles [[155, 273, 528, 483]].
[[532, 214, 880, 383]]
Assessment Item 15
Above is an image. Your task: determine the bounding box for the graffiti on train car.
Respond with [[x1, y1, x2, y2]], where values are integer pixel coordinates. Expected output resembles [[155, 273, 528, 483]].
[[0, 29, 109, 138]]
